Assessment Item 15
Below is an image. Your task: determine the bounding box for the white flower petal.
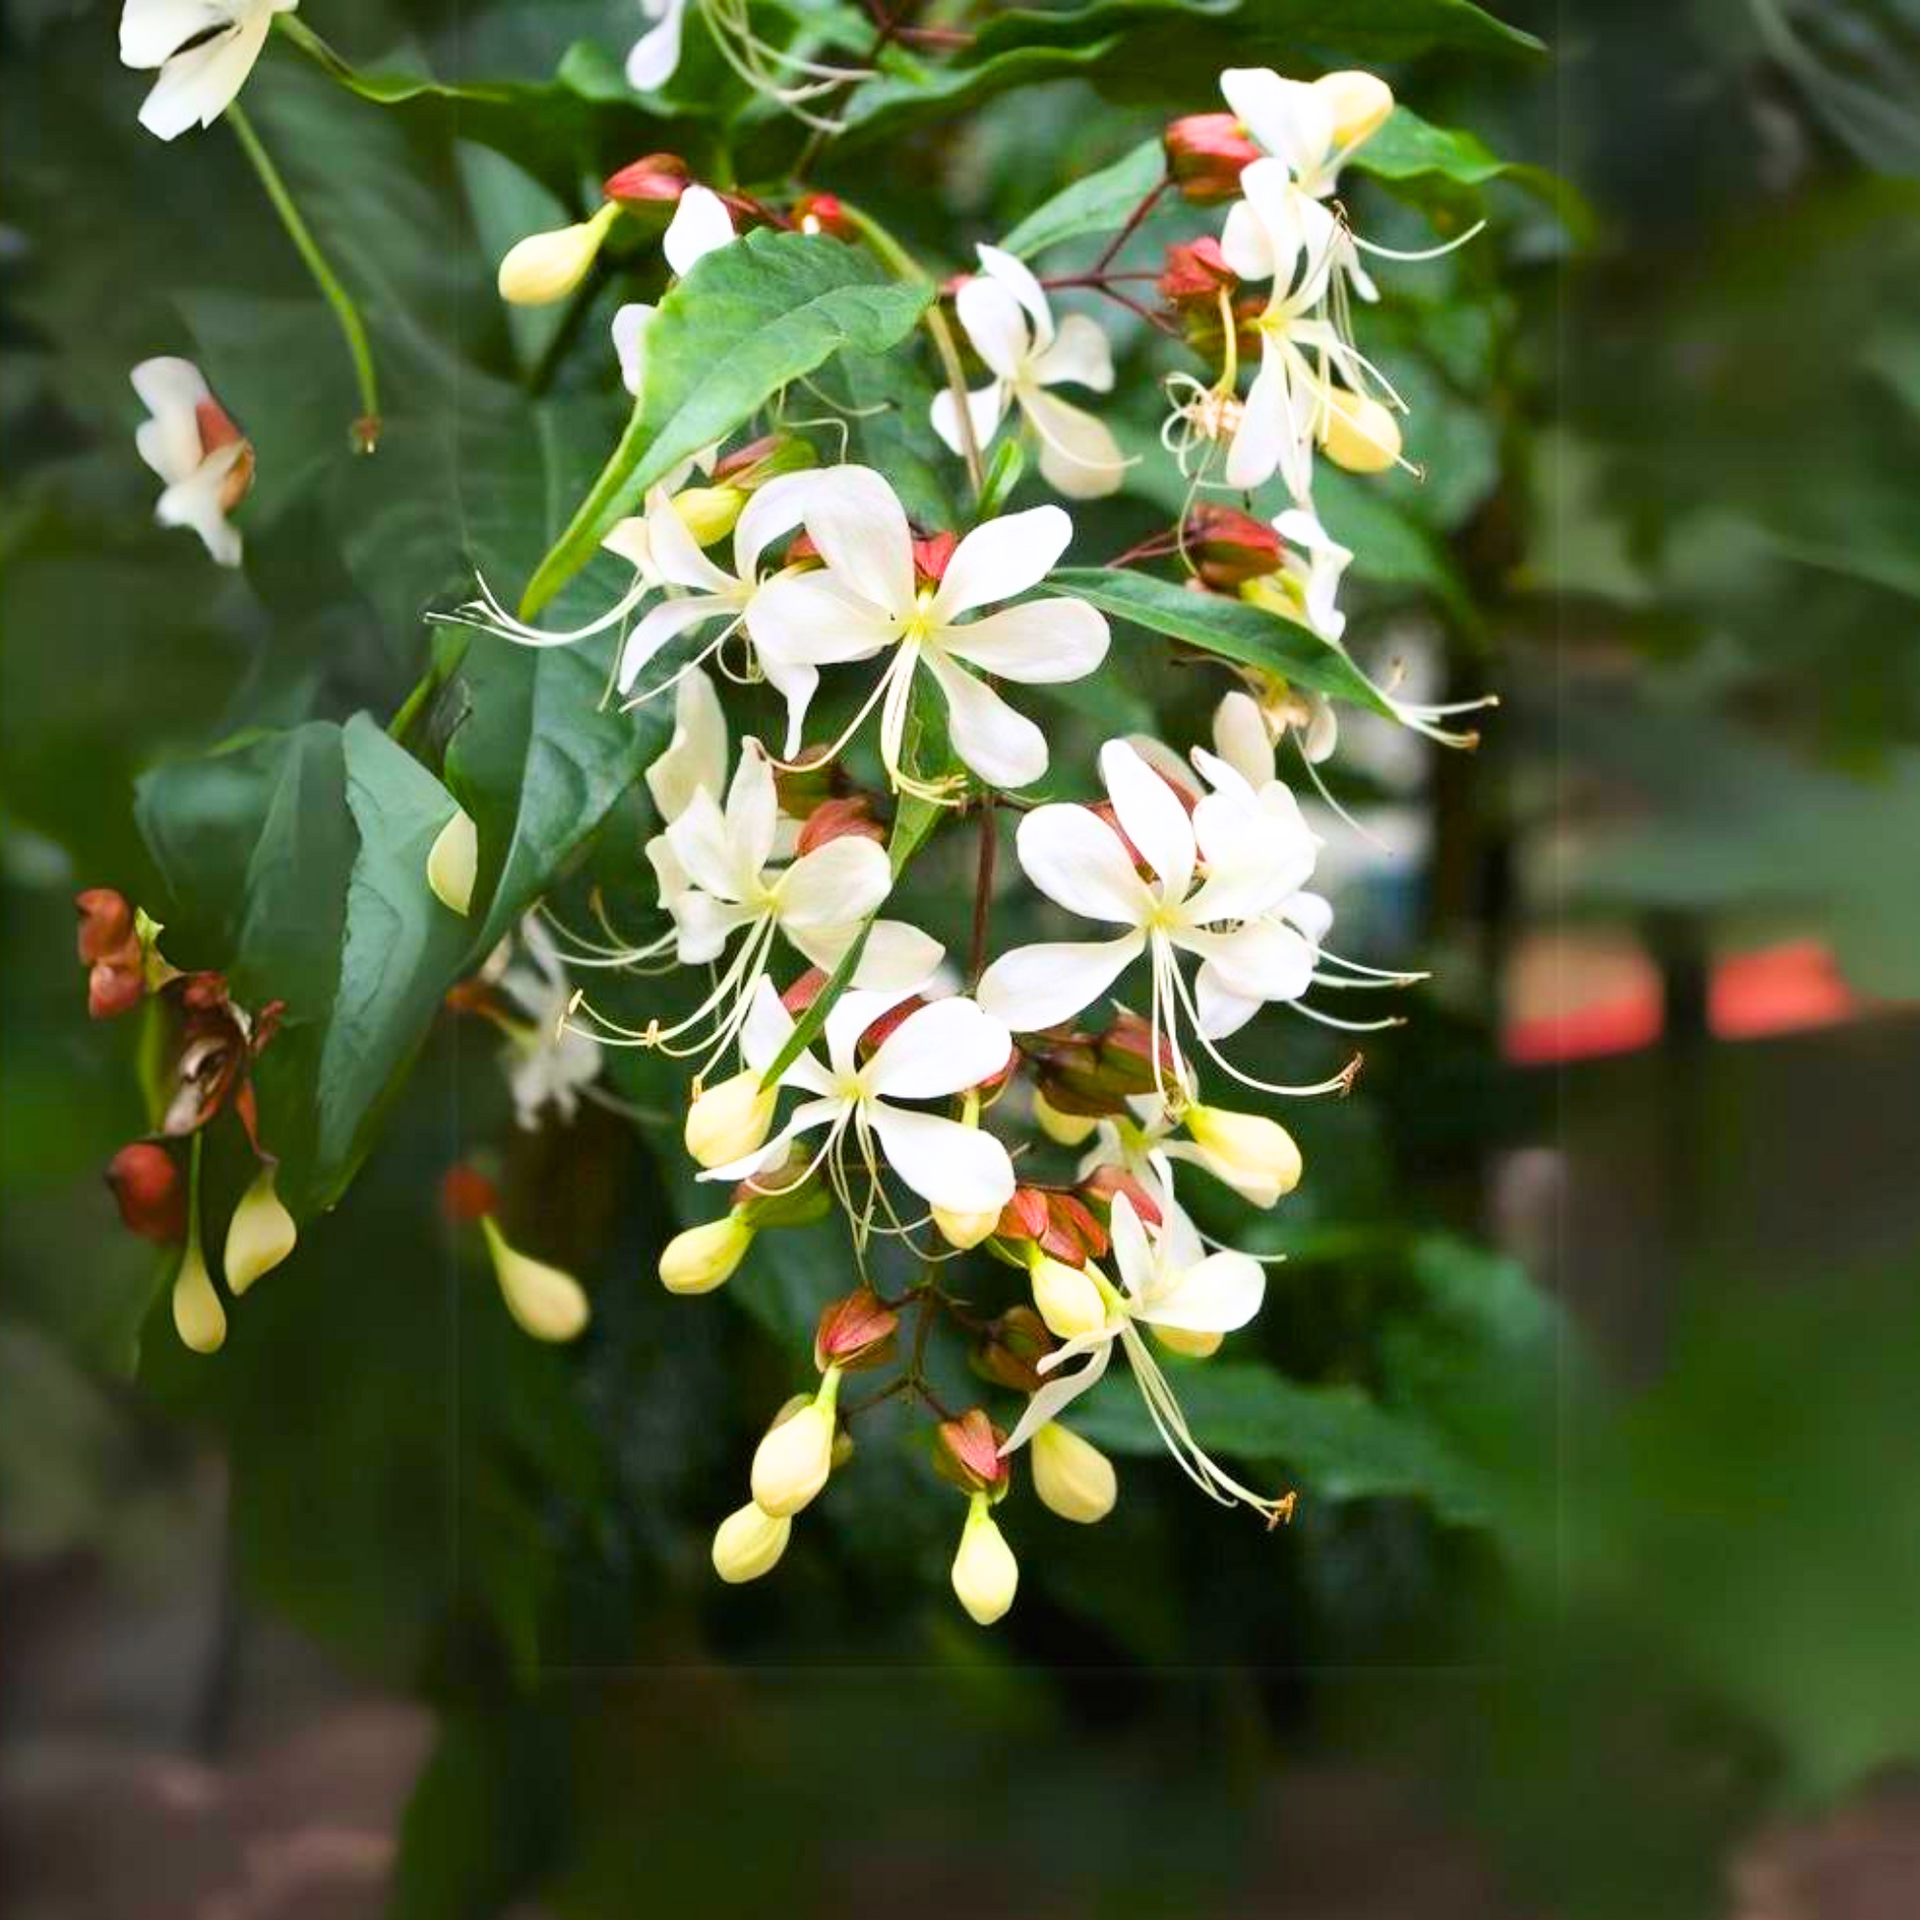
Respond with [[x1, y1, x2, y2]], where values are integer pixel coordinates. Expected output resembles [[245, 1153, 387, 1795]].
[[866, 1102, 1016, 1215], [130, 356, 210, 481], [1029, 312, 1113, 394], [723, 743, 780, 878], [976, 932, 1144, 1033], [1013, 803, 1152, 925], [1107, 1191, 1155, 1300], [852, 921, 945, 994], [931, 380, 1009, 461], [663, 184, 735, 275], [701, 1094, 844, 1183], [921, 651, 1048, 790], [611, 302, 654, 396], [943, 597, 1108, 684], [1021, 388, 1127, 500], [1000, 1338, 1113, 1455], [1192, 965, 1262, 1039], [934, 504, 1072, 620], [732, 468, 816, 581], [625, 0, 687, 90], [776, 835, 893, 931], [618, 595, 723, 694], [865, 996, 1011, 1100], [955, 278, 1031, 384], [1099, 739, 1196, 901], [1285, 890, 1334, 943], [1138, 1248, 1265, 1334], [822, 984, 917, 1079], [798, 465, 913, 614], [976, 243, 1055, 349], [746, 570, 895, 667], [1176, 920, 1316, 1004], [1210, 692, 1275, 791], [645, 484, 737, 593], [663, 787, 747, 902], [1225, 350, 1289, 491], [645, 665, 728, 822]]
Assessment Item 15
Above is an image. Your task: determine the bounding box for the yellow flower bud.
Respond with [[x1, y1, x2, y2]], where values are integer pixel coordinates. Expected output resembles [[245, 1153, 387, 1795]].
[[1316, 384, 1402, 475], [683, 1071, 777, 1170], [223, 1165, 295, 1296], [1030, 1421, 1118, 1524], [1032, 1088, 1098, 1148], [711, 1501, 791, 1584], [1150, 1322, 1224, 1360], [659, 1213, 753, 1294], [172, 1234, 225, 1354], [426, 805, 478, 916], [1315, 69, 1395, 154], [1182, 1105, 1302, 1208], [671, 485, 747, 546], [951, 1493, 1018, 1625], [496, 202, 618, 306], [1030, 1256, 1108, 1341], [932, 1205, 1001, 1250], [481, 1216, 589, 1341], [750, 1371, 840, 1517]]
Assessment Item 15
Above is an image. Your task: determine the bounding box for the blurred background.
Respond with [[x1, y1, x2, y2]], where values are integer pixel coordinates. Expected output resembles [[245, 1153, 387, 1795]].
[[4, 0, 1919, 1914]]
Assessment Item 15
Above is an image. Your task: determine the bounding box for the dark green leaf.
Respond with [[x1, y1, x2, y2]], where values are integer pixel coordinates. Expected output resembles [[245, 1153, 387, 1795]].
[[1355, 107, 1593, 241], [1000, 138, 1165, 257]]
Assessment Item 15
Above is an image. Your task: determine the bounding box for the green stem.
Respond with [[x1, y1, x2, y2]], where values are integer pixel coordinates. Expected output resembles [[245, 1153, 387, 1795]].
[[226, 100, 382, 453], [836, 200, 985, 500]]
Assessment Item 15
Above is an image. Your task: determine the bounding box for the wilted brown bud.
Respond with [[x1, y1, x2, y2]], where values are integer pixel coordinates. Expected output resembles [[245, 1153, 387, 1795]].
[[791, 191, 854, 240], [933, 1407, 1011, 1498], [105, 1142, 185, 1243], [602, 152, 692, 208], [795, 794, 886, 856], [814, 1288, 900, 1372], [1164, 113, 1260, 203], [973, 1305, 1056, 1395], [1188, 503, 1284, 590]]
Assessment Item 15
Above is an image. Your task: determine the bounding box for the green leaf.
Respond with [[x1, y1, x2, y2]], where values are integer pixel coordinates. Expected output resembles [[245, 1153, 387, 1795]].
[[1354, 107, 1593, 242], [520, 231, 934, 616], [1070, 1360, 1498, 1525], [1000, 138, 1165, 257], [757, 921, 872, 1091], [1049, 567, 1398, 715]]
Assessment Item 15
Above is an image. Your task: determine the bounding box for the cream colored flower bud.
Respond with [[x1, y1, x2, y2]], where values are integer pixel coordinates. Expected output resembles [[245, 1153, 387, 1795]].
[[750, 1370, 840, 1518], [1031, 1421, 1117, 1524], [951, 1493, 1019, 1626], [427, 806, 478, 916], [932, 1205, 1001, 1250], [1030, 1256, 1108, 1341], [1150, 1322, 1223, 1360], [659, 1213, 753, 1294], [1183, 1105, 1303, 1208], [481, 1216, 589, 1341], [1316, 385, 1402, 475], [683, 1071, 776, 1170], [223, 1166, 295, 1295], [1315, 70, 1395, 153], [1032, 1087, 1098, 1148], [671, 485, 747, 546], [497, 202, 618, 306], [172, 1233, 226, 1354], [711, 1502, 791, 1584]]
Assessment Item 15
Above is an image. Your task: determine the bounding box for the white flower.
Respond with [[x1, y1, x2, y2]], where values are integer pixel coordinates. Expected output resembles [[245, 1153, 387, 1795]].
[[998, 1193, 1287, 1521], [609, 185, 736, 394], [494, 917, 602, 1129], [976, 738, 1320, 1086], [626, 0, 690, 90], [130, 357, 253, 566], [705, 979, 1017, 1225], [615, 469, 815, 696], [745, 466, 1109, 798], [932, 245, 1126, 500], [1220, 66, 1395, 202], [120, 0, 296, 141]]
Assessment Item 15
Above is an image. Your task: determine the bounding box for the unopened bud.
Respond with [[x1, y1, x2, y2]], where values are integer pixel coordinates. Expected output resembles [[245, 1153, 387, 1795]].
[[1182, 1104, 1302, 1207], [1317, 384, 1402, 474], [814, 1288, 899, 1371], [974, 1304, 1056, 1394], [1189, 503, 1284, 590], [683, 1070, 776, 1169], [1096, 1008, 1180, 1099], [1164, 112, 1260, 203], [659, 1212, 754, 1293], [1316, 70, 1395, 154], [105, 1142, 185, 1242], [671, 484, 747, 546], [951, 1493, 1018, 1626], [426, 805, 478, 916], [172, 1235, 225, 1354], [750, 1370, 840, 1517], [1030, 1254, 1109, 1341], [933, 1205, 1001, 1250], [222, 1165, 295, 1295], [932, 1407, 1010, 1498], [711, 1501, 791, 1583], [1033, 1087, 1098, 1148], [1031, 1421, 1118, 1524], [795, 794, 885, 856], [601, 151, 692, 208], [1159, 236, 1238, 309], [497, 203, 619, 305], [481, 1216, 590, 1340]]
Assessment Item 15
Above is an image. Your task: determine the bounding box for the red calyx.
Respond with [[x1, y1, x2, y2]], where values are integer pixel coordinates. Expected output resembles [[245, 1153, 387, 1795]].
[[602, 152, 692, 208], [795, 794, 886, 856], [104, 1142, 186, 1243], [440, 1163, 501, 1224], [1163, 113, 1260, 203]]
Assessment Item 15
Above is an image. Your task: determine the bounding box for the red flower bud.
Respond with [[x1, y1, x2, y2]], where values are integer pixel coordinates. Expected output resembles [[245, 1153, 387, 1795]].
[[814, 1288, 900, 1371], [602, 152, 692, 208], [795, 794, 886, 856], [933, 1407, 1010, 1497], [1078, 1163, 1164, 1231], [440, 1163, 501, 1224], [1188, 503, 1284, 589], [1159, 237, 1239, 309], [75, 888, 134, 964], [1163, 113, 1260, 204], [105, 1142, 186, 1243], [791, 191, 854, 241]]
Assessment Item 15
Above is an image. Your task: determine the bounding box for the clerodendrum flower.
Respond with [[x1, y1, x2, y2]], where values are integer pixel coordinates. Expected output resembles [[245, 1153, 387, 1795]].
[[746, 466, 1110, 799], [999, 1193, 1289, 1520], [932, 245, 1126, 500], [706, 980, 1017, 1231], [493, 917, 603, 1129], [120, 0, 295, 141], [130, 357, 254, 567], [977, 740, 1341, 1097], [1219, 66, 1395, 202]]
